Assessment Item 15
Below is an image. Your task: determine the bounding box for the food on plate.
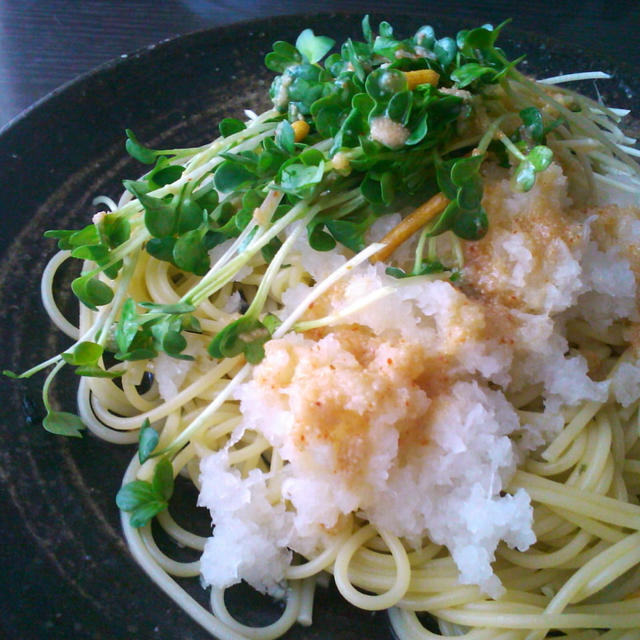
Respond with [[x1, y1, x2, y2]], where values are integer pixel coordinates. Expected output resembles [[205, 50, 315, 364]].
[[7, 16, 640, 640]]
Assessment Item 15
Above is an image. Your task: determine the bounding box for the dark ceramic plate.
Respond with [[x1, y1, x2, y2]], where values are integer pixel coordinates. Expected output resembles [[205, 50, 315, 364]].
[[0, 13, 638, 640]]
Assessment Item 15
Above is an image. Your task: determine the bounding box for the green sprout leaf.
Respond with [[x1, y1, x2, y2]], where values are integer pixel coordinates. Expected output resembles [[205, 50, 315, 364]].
[[60, 341, 119, 378], [452, 208, 489, 240], [265, 40, 302, 72], [208, 316, 273, 364], [219, 118, 246, 137], [386, 260, 448, 279], [116, 456, 174, 528], [116, 298, 140, 354], [138, 419, 159, 464], [152, 457, 175, 502], [214, 161, 257, 193], [366, 68, 408, 103], [71, 274, 114, 310], [528, 145, 553, 172], [124, 180, 177, 238], [275, 120, 296, 155], [43, 411, 85, 438], [519, 106, 545, 144], [61, 341, 104, 367], [125, 129, 160, 164], [295, 28, 335, 63], [434, 37, 457, 68], [451, 62, 496, 88]]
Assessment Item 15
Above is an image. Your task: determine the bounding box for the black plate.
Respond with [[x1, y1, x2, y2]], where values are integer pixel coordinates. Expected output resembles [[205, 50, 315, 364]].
[[0, 13, 638, 640]]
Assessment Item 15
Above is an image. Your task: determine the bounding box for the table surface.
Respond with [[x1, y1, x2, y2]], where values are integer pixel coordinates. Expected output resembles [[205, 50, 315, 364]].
[[1, 0, 639, 130]]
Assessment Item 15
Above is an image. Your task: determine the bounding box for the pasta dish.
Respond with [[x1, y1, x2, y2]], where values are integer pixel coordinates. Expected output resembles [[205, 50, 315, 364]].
[[8, 17, 640, 640]]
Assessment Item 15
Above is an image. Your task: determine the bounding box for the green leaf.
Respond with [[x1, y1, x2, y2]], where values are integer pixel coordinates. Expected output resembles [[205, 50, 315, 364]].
[[44, 228, 76, 250], [172, 230, 210, 275], [115, 347, 158, 362], [61, 341, 103, 366], [139, 419, 159, 463], [148, 160, 184, 188], [372, 35, 403, 60], [415, 25, 435, 49], [386, 91, 412, 125], [519, 106, 544, 144], [365, 68, 408, 103], [380, 172, 396, 206], [115, 480, 156, 511], [452, 208, 488, 240], [379, 20, 394, 38], [43, 411, 85, 437], [144, 201, 178, 238], [129, 501, 167, 528], [513, 160, 536, 192], [116, 298, 140, 354], [262, 314, 281, 336], [124, 180, 177, 238], [69, 225, 100, 248], [152, 457, 174, 502], [261, 236, 283, 263], [307, 222, 337, 251], [295, 28, 335, 63], [244, 340, 266, 364], [208, 316, 271, 363], [181, 314, 202, 334], [326, 216, 369, 253], [427, 200, 461, 236], [450, 156, 484, 186], [193, 181, 219, 212], [213, 161, 257, 193], [436, 159, 457, 200], [219, 117, 246, 137], [70, 244, 110, 265], [279, 162, 324, 195], [362, 15, 373, 44], [146, 237, 176, 263], [434, 37, 457, 68], [386, 260, 447, 279], [275, 120, 295, 155], [116, 457, 173, 527], [528, 145, 553, 172], [72, 275, 114, 310], [161, 329, 189, 357], [102, 215, 131, 248], [360, 173, 385, 205], [406, 114, 428, 145], [457, 181, 483, 210], [265, 40, 302, 72], [451, 62, 496, 88], [125, 129, 159, 164]]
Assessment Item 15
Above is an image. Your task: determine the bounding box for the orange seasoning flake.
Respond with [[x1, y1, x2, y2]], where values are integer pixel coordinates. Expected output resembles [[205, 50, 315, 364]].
[[251, 325, 451, 479]]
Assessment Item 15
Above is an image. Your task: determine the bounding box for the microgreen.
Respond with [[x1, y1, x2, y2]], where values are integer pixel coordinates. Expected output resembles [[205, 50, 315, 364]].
[[43, 411, 86, 438], [295, 29, 335, 64], [71, 274, 114, 310], [61, 341, 121, 378], [114, 297, 198, 362], [116, 456, 174, 527], [386, 260, 448, 279], [431, 154, 488, 240], [138, 418, 159, 463]]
